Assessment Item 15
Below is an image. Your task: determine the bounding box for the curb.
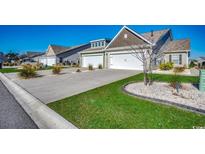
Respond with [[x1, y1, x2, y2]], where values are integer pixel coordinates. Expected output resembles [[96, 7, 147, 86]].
[[122, 82, 205, 115], [0, 73, 78, 129]]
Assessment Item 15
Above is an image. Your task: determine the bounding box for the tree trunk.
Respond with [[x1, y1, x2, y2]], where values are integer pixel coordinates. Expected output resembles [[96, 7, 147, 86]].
[[148, 60, 153, 85], [142, 54, 148, 86], [143, 63, 148, 86]]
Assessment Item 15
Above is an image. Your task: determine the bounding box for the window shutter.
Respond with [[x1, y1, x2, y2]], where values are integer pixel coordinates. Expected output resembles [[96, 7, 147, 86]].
[[169, 55, 172, 63], [179, 54, 182, 65]]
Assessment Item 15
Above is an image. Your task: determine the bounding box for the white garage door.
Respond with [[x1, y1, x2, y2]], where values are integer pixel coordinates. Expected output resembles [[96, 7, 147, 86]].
[[39, 57, 56, 66], [39, 57, 47, 65], [82, 54, 103, 68], [109, 53, 143, 70], [47, 57, 56, 66]]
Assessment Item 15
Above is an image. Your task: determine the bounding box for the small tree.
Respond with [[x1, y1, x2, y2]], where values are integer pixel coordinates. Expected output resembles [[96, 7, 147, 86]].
[[124, 37, 163, 86], [5, 50, 19, 63]]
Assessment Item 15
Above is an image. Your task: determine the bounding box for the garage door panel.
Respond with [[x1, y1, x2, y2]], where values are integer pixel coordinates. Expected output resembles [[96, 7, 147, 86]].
[[47, 57, 56, 66], [82, 55, 103, 68], [39, 57, 56, 66], [109, 53, 143, 70]]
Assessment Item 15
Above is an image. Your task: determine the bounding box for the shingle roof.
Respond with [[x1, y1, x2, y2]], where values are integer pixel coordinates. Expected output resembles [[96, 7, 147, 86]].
[[142, 29, 170, 44], [199, 57, 205, 60], [50, 45, 70, 54], [26, 51, 45, 58], [160, 39, 190, 53], [56, 44, 90, 55], [83, 46, 105, 52]]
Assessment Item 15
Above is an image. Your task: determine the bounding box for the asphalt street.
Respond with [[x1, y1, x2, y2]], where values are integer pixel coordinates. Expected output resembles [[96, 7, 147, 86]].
[[0, 81, 38, 129]]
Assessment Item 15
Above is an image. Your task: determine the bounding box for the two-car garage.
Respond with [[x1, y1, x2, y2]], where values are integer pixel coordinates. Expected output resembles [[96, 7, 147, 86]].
[[81, 51, 143, 70]]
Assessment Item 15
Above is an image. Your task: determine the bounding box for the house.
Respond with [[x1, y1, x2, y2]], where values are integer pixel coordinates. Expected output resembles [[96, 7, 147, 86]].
[[39, 44, 90, 66], [80, 26, 190, 70], [198, 57, 205, 68], [20, 51, 45, 63], [0, 52, 4, 68]]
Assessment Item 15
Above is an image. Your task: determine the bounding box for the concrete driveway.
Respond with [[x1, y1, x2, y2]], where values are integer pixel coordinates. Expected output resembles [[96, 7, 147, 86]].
[[5, 68, 140, 104]]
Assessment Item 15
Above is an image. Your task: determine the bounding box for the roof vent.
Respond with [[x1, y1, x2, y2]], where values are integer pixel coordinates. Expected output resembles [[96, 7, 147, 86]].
[[151, 30, 154, 37], [124, 33, 128, 39]]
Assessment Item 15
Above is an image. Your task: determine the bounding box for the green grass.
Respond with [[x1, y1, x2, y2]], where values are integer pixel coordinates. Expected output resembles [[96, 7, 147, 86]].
[[48, 73, 205, 129], [0, 66, 54, 73], [0, 68, 20, 73]]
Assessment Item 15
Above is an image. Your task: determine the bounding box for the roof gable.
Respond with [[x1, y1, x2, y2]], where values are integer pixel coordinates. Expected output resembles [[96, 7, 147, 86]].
[[142, 29, 170, 44], [46, 45, 69, 56], [160, 39, 190, 53], [105, 26, 152, 49]]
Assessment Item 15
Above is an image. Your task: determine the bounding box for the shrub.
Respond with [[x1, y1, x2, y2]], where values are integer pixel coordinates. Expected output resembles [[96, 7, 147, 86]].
[[76, 68, 81, 72], [34, 62, 44, 70], [75, 63, 80, 67], [98, 64, 103, 69], [169, 74, 181, 90], [189, 61, 197, 68], [159, 62, 173, 70], [3, 62, 9, 66], [19, 64, 37, 78], [88, 64, 94, 70], [52, 65, 62, 74], [173, 66, 185, 73]]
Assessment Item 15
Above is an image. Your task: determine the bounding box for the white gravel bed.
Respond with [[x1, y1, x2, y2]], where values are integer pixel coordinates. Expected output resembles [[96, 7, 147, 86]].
[[125, 82, 205, 111]]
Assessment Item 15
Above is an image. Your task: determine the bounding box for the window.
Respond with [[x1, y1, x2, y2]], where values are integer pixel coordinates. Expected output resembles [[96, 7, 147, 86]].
[[179, 54, 182, 65], [59, 57, 63, 63], [172, 54, 180, 64], [91, 40, 106, 48], [169, 55, 172, 63]]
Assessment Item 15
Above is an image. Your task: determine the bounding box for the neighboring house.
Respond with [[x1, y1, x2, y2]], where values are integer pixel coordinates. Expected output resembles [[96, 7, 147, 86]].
[[0, 52, 4, 68], [39, 44, 90, 66], [20, 51, 45, 63], [80, 26, 190, 70], [198, 57, 205, 68]]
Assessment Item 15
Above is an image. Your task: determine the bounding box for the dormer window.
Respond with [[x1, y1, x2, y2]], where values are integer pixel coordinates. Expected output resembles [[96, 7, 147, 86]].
[[96, 42, 99, 47], [90, 39, 107, 48]]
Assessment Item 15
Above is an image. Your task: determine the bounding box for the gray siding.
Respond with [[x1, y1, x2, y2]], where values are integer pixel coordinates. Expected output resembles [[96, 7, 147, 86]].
[[57, 44, 90, 64], [164, 52, 188, 67]]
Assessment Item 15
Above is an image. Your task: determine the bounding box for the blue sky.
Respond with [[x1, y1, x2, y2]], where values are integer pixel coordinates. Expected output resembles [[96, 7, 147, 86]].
[[0, 25, 204, 58]]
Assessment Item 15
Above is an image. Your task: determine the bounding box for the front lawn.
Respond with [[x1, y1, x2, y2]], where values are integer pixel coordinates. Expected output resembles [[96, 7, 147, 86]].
[[0, 66, 53, 73], [0, 68, 20, 73], [48, 73, 205, 128]]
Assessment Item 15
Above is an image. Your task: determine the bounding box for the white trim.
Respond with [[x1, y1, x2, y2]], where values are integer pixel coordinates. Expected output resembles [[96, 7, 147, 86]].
[[82, 53, 104, 57], [105, 26, 153, 49], [164, 50, 190, 53], [108, 50, 143, 55], [90, 38, 106, 42]]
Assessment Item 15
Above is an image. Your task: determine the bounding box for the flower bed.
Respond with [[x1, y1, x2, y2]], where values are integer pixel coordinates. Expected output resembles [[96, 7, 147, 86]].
[[125, 82, 205, 113]]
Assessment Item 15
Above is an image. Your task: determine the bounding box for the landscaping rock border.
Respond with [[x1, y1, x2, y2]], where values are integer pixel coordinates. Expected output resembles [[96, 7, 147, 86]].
[[122, 82, 205, 115]]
